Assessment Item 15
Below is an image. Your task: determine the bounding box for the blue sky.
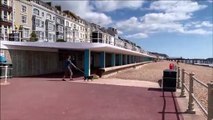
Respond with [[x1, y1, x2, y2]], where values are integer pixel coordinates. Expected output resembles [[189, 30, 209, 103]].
[[50, 0, 213, 58]]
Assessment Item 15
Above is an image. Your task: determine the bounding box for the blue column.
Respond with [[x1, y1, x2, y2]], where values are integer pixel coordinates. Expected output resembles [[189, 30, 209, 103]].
[[119, 54, 123, 65], [99, 51, 105, 68], [111, 53, 115, 66], [84, 49, 90, 76]]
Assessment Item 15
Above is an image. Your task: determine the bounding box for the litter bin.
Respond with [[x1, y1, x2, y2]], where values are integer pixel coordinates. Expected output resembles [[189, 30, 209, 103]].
[[163, 69, 177, 92], [0, 63, 13, 79]]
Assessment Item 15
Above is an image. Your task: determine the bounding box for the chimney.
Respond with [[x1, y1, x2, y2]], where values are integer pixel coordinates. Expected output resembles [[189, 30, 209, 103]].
[[108, 27, 118, 34], [46, 2, 51, 6], [63, 10, 69, 14], [55, 6, 61, 11]]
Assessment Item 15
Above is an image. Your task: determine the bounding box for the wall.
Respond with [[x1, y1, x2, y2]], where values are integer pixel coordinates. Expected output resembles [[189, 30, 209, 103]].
[[3, 49, 60, 76]]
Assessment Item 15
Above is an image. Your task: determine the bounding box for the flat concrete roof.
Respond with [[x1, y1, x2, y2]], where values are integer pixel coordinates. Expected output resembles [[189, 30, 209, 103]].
[[1, 41, 156, 58]]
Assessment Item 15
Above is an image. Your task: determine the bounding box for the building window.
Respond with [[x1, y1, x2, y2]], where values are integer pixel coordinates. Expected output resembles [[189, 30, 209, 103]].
[[48, 33, 52, 40], [21, 5, 27, 13], [23, 28, 29, 38], [22, 15, 27, 23], [41, 32, 44, 39], [3, 11, 7, 21], [47, 14, 51, 20], [41, 21, 44, 28], [33, 8, 39, 16], [57, 18, 60, 23], [3, 0, 7, 5], [42, 12, 44, 17], [53, 17, 55, 20], [66, 21, 69, 26], [48, 23, 54, 31], [57, 26, 63, 32], [35, 19, 40, 27], [4, 26, 8, 35]]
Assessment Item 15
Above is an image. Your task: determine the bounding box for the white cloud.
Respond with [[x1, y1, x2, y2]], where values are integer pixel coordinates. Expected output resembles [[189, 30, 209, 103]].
[[125, 33, 148, 39], [50, 1, 112, 26], [93, 1, 144, 12], [184, 21, 213, 29], [115, 1, 211, 38], [150, 1, 207, 13], [195, 21, 213, 28], [116, 17, 142, 32], [180, 29, 212, 35], [141, 12, 190, 23]]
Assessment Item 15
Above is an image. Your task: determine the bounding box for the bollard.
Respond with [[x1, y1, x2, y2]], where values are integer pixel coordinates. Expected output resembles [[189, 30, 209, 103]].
[[186, 72, 195, 114], [0, 66, 10, 85], [177, 67, 181, 88], [180, 69, 186, 97], [208, 81, 213, 120]]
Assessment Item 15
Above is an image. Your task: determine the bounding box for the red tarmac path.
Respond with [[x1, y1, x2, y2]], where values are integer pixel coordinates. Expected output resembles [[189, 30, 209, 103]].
[[1, 77, 184, 120]]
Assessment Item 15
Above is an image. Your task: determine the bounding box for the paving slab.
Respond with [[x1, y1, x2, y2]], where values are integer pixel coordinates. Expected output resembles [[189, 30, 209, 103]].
[[0, 77, 203, 120]]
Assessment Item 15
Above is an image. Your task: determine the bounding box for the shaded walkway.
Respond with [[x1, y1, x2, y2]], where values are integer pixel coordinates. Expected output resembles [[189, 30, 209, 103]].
[[0, 78, 185, 120]]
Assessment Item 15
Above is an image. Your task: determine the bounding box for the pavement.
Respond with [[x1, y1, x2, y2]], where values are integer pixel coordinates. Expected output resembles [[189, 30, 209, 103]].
[[0, 77, 205, 120]]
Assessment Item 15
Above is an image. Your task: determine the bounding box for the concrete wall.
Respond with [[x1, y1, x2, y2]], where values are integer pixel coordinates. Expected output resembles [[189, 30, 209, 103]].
[[3, 49, 60, 76]]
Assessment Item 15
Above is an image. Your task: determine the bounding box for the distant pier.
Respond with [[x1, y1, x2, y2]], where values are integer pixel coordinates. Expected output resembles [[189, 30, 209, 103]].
[[167, 58, 213, 67]]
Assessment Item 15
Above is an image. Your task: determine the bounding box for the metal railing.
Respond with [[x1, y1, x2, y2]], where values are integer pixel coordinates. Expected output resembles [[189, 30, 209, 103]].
[[1, 31, 145, 54], [178, 67, 213, 120]]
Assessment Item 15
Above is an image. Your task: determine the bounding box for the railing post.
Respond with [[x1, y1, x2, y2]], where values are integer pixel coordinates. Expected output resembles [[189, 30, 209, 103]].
[[208, 81, 213, 120], [0, 65, 10, 85], [180, 69, 186, 97], [177, 66, 181, 88], [186, 72, 195, 114]]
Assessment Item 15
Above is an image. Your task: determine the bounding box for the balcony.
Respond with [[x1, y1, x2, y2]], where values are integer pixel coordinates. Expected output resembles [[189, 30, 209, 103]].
[[0, 3, 12, 12], [0, 18, 12, 26]]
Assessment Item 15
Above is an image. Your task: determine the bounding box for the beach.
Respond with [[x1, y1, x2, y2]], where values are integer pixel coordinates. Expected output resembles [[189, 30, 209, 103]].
[[111, 61, 213, 84], [111, 60, 213, 116]]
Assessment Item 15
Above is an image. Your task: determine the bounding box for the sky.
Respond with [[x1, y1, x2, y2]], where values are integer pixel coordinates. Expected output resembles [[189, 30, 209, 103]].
[[47, 0, 213, 59]]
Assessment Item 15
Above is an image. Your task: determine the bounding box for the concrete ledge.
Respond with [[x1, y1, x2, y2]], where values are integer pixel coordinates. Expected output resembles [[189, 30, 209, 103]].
[[99, 61, 152, 78]]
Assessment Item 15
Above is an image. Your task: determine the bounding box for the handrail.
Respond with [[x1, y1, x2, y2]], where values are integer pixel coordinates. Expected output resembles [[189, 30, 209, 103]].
[[179, 68, 211, 120], [184, 71, 189, 75], [192, 94, 208, 116], [192, 76, 208, 88], [183, 83, 189, 92]]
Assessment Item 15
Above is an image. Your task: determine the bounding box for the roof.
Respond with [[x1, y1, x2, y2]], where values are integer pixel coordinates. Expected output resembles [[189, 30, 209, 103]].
[[1, 41, 156, 58]]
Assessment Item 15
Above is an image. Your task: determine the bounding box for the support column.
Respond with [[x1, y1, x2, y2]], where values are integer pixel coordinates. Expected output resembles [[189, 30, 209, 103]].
[[187, 72, 195, 114], [208, 82, 213, 120], [99, 51, 105, 68], [84, 49, 90, 77], [111, 53, 115, 67]]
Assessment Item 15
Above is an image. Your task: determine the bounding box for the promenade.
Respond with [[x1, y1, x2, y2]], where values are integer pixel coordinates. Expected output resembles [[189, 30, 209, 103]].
[[1, 61, 209, 120]]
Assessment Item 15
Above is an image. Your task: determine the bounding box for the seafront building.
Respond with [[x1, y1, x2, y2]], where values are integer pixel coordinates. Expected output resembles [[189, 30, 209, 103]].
[[0, 0, 156, 77], [13, 0, 32, 41], [0, 0, 13, 41]]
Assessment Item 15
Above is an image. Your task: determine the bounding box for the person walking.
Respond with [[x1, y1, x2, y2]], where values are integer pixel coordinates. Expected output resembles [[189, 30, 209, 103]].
[[62, 56, 77, 81]]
